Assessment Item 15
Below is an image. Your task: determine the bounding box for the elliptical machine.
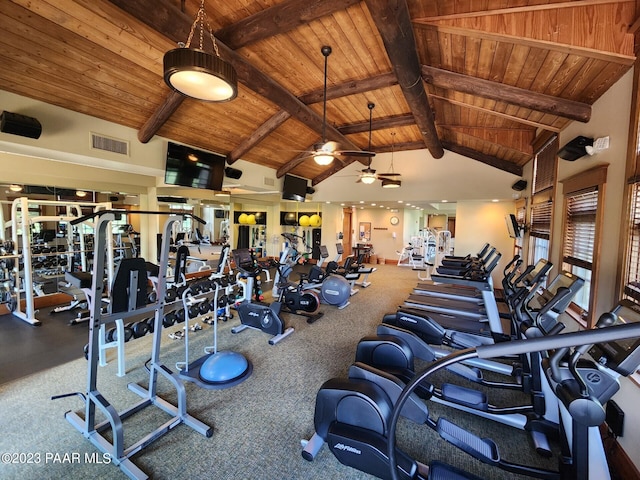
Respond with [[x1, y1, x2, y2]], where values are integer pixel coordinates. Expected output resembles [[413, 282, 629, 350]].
[[231, 248, 293, 345]]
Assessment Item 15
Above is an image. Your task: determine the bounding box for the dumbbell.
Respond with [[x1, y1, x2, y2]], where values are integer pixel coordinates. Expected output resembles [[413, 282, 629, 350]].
[[145, 317, 155, 333], [165, 286, 177, 303], [175, 308, 185, 323], [176, 285, 188, 299], [163, 310, 177, 328], [199, 300, 211, 315], [147, 291, 158, 304], [188, 304, 200, 319], [106, 324, 134, 343], [191, 283, 202, 295], [131, 320, 150, 339]]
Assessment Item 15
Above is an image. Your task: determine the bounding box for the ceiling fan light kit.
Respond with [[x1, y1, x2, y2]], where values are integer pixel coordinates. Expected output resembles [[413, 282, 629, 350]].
[[163, 1, 237, 102]]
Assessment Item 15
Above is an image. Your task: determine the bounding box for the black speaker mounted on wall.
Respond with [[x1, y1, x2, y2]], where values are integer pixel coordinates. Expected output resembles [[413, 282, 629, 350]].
[[558, 135, 593, 161], [512, 179, 527, 191], [0, 111, 42, 139], [224, 166, 243, 179]]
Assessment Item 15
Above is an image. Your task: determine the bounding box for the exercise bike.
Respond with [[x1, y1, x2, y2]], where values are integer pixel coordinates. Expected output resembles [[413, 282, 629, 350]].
[[270, 239, 323, 324], [277, 234, 352, 310], [231, 248, 294, 345]]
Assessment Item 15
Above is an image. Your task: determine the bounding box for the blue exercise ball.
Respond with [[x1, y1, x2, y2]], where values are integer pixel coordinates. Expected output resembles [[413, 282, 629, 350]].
[[199, 351, 249, 384]]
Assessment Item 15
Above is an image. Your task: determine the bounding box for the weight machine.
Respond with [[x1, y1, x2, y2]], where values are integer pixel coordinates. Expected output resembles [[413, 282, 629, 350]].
[[53, 210, 212, 480], [7, 197, 112, 326]]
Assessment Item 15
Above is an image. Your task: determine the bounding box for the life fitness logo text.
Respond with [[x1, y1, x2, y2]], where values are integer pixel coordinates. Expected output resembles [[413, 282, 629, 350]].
[[334, 443, 362, 455]]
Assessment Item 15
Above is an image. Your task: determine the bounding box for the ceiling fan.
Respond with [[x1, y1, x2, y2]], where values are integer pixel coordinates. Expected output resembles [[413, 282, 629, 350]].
[[356, 104, 401, 187], [310, 46, 376, 166]]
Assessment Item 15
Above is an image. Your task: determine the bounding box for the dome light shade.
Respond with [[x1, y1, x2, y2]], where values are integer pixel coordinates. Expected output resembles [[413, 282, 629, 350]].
[[313, 153, 334, 165], [382, 178, 401, 188], [361, 173, 376, 184], [164, 48, 237, 102]]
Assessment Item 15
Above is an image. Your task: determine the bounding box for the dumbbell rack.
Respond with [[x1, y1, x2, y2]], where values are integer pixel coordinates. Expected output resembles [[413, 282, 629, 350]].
[[61, 211, 212, 480]]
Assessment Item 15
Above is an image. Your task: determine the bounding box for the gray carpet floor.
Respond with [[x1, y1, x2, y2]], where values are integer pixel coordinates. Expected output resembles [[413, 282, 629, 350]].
[[0, 264, 560, 479]]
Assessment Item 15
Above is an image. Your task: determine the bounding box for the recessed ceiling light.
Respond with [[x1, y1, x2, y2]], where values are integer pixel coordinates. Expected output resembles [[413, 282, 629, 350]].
[[371, 203, 376, 206], [398, 200, 403, 203], [360, 200, 364, 204]]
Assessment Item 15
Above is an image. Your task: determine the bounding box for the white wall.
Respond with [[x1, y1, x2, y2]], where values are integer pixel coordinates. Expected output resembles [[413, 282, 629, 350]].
[[454, 201, 515, 285], [550, 68, 640, 470]]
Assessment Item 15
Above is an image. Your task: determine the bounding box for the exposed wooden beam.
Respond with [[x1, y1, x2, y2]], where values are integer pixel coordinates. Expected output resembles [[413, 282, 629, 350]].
[[312, 161, 354, 185], [363, 0, 444, 159], [422, 65, 591, 123], [110, 0, 366, 158], [338, 114, 415, 135], [138, 90, 185, 143], [430, 94, 562, 132], [215, 0, 362, 50], [298, 72, 398, 104], [412, 0, 628, 23], [373, 140, 425, 153], [442, 141, 523, 176], [226, 110, 291, 164], [276, 152, 311, 178]]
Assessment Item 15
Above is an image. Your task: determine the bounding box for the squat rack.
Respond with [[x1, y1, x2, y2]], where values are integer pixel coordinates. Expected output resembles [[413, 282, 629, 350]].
[[59, 210, 211, 480]]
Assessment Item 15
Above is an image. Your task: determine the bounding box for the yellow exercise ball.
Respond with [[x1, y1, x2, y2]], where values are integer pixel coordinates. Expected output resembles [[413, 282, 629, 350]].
[[309, 214, 322, 227], [247, 214, 256, 225], [238, 213, 248, 224], [298, 215, 310, 227]]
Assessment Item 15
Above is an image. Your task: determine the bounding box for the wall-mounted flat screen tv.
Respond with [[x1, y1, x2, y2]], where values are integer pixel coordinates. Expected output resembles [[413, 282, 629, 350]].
[[165, 142, 225, 191], [282, 174, 308, 202], [505, 213, 522, 239]]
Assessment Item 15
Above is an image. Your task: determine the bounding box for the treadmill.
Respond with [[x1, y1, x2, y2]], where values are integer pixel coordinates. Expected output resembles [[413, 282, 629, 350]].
[[404, 252, 502, 320], [396, 269, 583, 349], [414, 254, 520, 303]]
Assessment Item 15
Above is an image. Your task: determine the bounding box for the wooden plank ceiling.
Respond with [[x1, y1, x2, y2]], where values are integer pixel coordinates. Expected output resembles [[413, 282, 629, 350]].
[[0, 0, 638, 186]]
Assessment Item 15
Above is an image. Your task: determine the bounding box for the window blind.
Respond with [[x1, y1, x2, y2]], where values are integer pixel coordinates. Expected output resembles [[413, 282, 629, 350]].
[[530, 202, 552, 239], [532, 136, 558, 195], [624, 182, 640, 301], [563, 188, 598, 270]]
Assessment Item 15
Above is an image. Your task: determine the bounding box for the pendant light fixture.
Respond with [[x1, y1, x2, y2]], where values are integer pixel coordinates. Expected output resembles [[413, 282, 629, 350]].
[[163, 0, 237, 102], [314, 46, 335, 165], [382, 132, 401, 188], [360, 102, 377, 184]]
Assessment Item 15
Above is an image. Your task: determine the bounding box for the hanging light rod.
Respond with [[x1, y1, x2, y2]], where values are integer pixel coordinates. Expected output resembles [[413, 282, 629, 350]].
[[163, 0, 237, 102], [314, 45, 334, 166]]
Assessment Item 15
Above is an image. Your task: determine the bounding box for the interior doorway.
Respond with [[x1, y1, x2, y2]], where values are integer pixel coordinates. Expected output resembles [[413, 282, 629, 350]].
[[342, 208, 352, 256]]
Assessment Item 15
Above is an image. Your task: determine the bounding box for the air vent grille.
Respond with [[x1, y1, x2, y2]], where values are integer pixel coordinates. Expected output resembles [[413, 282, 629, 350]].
[[91, 133, 129, 155], [264, 177, 275, 187]]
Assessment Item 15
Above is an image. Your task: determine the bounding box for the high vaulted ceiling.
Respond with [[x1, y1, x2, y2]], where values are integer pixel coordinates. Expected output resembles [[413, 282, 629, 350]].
[[1, 0, 638, 187]]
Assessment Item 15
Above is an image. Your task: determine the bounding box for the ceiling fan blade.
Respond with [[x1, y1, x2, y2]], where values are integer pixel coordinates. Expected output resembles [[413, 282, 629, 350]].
[[336, 150, 376, 158], [378, 172, 401, 177]]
